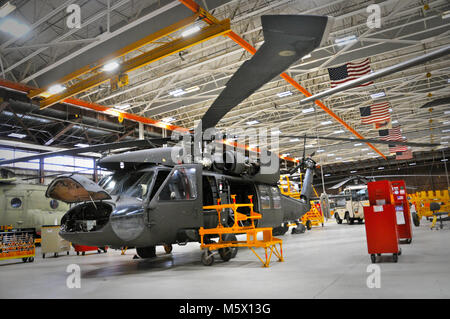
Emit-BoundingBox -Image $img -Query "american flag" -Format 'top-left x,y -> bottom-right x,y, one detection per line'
389,144 -> 408,153
327,58 -> 374,88
359,102 -> 391,124
379,126 -> 403,141
395,149 -> 413,160
379,126 -> 408,153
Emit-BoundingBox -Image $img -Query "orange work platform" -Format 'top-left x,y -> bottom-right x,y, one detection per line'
199,195 -> 283,267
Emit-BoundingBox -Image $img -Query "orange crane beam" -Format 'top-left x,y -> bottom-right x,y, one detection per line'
178,0 -> 387,160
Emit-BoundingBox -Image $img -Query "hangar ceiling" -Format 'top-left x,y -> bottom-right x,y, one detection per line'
0,0 -> 449,166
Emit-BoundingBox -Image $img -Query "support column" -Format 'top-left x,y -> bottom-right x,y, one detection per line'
139,122 -> 144,140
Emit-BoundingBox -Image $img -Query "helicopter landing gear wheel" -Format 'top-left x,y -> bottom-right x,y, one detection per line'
201,250 -> 215,266
136,246 -> 156,259
163,244 -> 173,254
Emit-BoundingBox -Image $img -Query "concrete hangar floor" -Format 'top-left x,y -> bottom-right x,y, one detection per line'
0,220 -> 449,299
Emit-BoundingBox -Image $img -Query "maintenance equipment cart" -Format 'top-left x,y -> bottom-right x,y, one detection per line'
0,228 -> 35,263
41,225 -> 71,258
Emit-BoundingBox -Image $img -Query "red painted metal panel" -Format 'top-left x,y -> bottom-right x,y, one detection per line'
364,204 -> 399,255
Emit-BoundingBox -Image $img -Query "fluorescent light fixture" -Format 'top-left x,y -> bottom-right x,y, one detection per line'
181,26 -> 201,37
302,107 -> 315,114
409,162 -> 416,166
388,108 -> 393,112
370,92 -> 386,99
277,91 -> 293,98
246,120 -> 259,125
335,35 -> 357,46
271,130 -> 281,135
350,170 -> 357,173
47,84 -> 66,95
392,120 -> 398,124
305,144 -> 314,148
184,86 -> 200,93
321,120 -> 332,125
333,130 -> 344,134
445,111 -> 450,115
324,173 -> 331,177
442,158 -> 449,162
0,2 -> 16,18
290,138 -> 300,142
8,133 -> 26,139
335,157 -> 342,160
102,61 -> 120,72
378,167 -> 384,170
317,149 -> 325,153
354,143 -> 363,146
75,143 -> 90,148
0,17 -> 30,37
368,152 -> 375,155
361,148 -> 369,151
442,129 -> 450,133
282,153 -> 290,157
115,104 -> 130,110
441,141 -> 449,144
447,78 -> 450,83
442,10 -> 450,19
161,117 -> 176,123
169,89 -> 186,97
443,121 -> 450,125
327,153 -> 335,157
442,136 -> 450,139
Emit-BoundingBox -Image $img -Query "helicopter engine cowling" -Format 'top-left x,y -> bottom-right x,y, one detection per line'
212,150 -> 246,175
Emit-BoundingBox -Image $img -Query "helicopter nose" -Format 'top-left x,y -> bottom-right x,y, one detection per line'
110,205 -> 146,242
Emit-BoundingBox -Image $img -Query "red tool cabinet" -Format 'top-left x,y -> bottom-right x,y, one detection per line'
367,180 -> 394,206
73,244 -> 108,256
391,180 -> 413,243
364,204 -> 401,263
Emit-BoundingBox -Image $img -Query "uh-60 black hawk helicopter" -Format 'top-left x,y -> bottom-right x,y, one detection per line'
0,14 -> 444,264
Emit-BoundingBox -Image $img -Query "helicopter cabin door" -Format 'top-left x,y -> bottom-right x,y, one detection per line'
146,164 -> 203,244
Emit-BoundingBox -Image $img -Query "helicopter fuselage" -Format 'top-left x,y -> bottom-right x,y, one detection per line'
56,162 -> 314,249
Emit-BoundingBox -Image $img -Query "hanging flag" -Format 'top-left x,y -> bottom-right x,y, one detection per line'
395,149 -> 413,160
360,102 -> 391,124
373,119 -> 392,130
327,58 -> 374,88
389,144 -> 408,153
379,126 -> 403,141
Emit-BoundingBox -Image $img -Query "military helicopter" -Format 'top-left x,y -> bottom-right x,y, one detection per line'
0,168 -> 69,237
0,14 -> 446,264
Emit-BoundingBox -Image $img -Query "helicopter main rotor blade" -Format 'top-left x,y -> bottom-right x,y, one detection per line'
0,138 -> 170,166
299,45 -> 450,104
200,14 -> 333,131
279,135 -> 439,147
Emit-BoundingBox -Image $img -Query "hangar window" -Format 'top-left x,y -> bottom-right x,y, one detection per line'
10,197 -> 22,209
158,168 -> 197,201
50,199 -> 59,209
258,185 -> 271,210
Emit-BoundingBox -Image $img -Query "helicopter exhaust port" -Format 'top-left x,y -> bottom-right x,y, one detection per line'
60,202 -> 113,233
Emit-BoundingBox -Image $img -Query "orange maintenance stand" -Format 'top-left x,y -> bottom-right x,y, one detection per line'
199,195 -> 284,267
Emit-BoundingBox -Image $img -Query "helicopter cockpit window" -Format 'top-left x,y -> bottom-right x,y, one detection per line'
123,172 -> 154,200
158,168 -> 197,201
